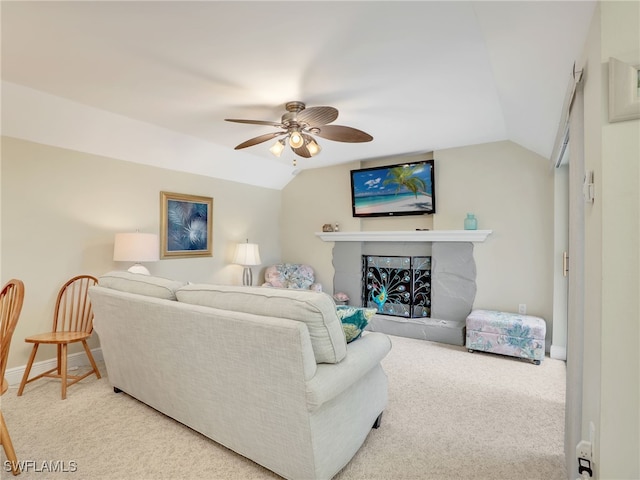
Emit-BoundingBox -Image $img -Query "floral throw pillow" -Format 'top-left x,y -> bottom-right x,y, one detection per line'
336,306 -> 377,343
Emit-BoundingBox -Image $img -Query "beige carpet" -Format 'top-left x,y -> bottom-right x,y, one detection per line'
1,335 -> 567,480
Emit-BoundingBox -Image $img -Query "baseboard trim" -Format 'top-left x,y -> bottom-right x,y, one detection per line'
550,345 -> 566,361
4,347 -> 103,387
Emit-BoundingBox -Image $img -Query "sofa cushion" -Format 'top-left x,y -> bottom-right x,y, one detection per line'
336,306 -> 377,343
98,271 -> 186,301
176,284 -> 347,364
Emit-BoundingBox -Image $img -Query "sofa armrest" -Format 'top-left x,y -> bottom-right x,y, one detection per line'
305,332 -> 391,411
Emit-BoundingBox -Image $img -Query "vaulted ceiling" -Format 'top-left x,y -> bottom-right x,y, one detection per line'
1,1 -> 596,189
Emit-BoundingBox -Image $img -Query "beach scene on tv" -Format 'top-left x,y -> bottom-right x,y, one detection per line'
352,163 -> 434,216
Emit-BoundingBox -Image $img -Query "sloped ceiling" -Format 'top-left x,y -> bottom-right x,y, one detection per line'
1,1 -> 595,189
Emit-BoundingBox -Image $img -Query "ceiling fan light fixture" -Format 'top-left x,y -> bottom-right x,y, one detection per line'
226,101 -> 373,158
289,130 -> 304,149
307,138 -> 321,156
269,138 -> 286,157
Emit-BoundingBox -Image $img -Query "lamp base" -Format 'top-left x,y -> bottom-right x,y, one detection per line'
242,267 -> 253,286
127,264 -> 151,275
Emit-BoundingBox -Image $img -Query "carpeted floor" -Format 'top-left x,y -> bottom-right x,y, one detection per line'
1,334 -> 567,479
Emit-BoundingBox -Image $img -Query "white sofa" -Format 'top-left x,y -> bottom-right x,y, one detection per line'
89,271 -> 391,480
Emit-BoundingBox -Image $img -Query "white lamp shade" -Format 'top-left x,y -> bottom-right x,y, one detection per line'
113,233 -> 159,262
269,139 -> 285,157
307,138 -> 321,156
289,131 -> 304,148
233,243 -> 261,266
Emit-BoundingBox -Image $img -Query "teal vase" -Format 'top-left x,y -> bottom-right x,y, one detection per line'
464,213 -> 477,230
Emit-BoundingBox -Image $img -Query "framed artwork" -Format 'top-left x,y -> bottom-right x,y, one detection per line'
160,191 -> 213,258
609,57 -> 640,123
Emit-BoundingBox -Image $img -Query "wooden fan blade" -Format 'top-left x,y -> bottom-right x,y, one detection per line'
292,143 -> 312,158
312,125 -> 373,143
297,106 -> 339,127
234,132 -> 285,150
225,118 -> 283,127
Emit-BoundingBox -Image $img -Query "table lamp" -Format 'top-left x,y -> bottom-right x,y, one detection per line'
233,240 -> 261,286
113,232 -> 159,275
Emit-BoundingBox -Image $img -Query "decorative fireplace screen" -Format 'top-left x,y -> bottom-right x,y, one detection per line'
362,255 -> 431,318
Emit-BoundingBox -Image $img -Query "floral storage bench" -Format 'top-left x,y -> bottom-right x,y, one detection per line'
465,310 -> 546,365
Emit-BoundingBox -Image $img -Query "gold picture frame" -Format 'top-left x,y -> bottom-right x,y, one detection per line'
608,57 -> 640,123
160,191 -> 213,259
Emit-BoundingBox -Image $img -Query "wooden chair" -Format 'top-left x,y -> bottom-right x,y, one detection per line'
1,279 -> 25,476
18,275 -> 100,400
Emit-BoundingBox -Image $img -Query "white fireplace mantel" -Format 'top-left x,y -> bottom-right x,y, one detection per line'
315,230 -> 492,243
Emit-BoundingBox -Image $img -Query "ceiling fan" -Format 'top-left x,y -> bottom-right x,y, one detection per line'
225,101 -> 373,158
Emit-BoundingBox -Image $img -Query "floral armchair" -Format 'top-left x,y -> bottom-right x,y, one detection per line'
262,264 -> 322,292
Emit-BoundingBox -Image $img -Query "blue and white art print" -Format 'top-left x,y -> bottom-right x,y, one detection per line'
160,191 -> 213,258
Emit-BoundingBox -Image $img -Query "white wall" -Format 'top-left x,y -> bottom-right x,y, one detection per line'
282,140 -> 555,341
434,141 -> 554,328
571,1 -> 640,478
577,6 -> 603,479
1,136 -> 282,370
598,1 -> 639,476
280,161 -> 361,292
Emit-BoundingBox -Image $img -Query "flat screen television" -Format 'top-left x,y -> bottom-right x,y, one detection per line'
350,160 -> 435,217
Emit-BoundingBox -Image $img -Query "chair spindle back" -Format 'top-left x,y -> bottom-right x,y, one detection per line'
53,275 -> 98,334
0,279 -> 25,382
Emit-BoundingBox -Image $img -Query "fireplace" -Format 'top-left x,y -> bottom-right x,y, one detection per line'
316,230 -> 492,345
362,255 -> 432,318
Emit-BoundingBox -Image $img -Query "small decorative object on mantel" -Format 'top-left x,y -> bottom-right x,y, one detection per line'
322,224 -> 334,232
334,223 -> 340,232
333,292 -> 350,305
464,213 -> 478,230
